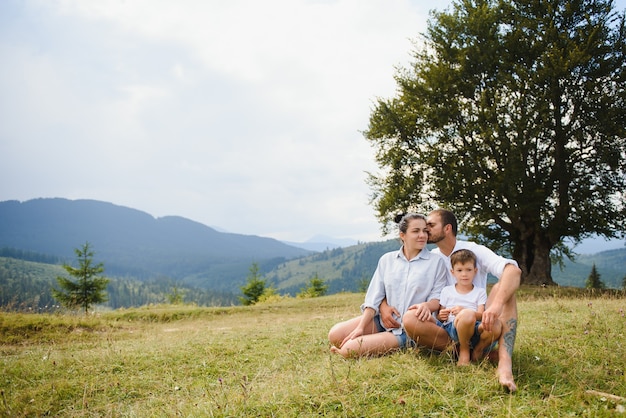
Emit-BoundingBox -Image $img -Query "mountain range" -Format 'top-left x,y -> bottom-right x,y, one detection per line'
0,198 -> 313,291
1,198 -> 624,310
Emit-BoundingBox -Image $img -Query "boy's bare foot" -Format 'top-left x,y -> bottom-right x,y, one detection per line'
456,346 -> 471,366
457,355 -> 471,366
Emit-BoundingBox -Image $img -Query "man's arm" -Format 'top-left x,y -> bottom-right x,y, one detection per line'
379,298 -> 401,329
483,264 -> 520,330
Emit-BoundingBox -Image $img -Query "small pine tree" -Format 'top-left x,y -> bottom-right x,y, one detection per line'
585,264 -> 606,289
239,262 -> 266,305
52,242 -> 109,313
166,286 -> 185,304
257,286 -> 281,304
622,275 -> 626,290
298,273 -> 328,298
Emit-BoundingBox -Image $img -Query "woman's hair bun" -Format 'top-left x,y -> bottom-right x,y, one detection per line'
393,213 -> 406,224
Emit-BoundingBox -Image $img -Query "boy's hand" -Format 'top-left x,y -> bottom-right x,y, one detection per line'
438,307 -> 451,321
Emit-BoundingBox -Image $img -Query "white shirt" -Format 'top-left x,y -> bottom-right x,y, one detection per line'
439,284 -> 488,325
361,245 -> 448,335
431,240 -> 519,287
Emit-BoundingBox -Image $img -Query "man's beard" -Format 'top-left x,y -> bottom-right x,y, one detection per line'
427,233 -> 444,244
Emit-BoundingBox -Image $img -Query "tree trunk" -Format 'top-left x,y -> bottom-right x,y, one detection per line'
513,233 -> 557,286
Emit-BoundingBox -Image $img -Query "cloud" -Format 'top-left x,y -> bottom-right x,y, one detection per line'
0,0 -> 441,242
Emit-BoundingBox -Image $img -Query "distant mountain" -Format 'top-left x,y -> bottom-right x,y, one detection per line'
0,198 -> 312,291
566,236 -> 625,255
283,235 -> 359,252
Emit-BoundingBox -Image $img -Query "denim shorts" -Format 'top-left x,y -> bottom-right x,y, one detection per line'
438,320 -> 482,348
373,314 -> 416,349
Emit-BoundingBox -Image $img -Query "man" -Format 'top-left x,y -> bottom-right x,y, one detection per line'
380,209 -> 520,392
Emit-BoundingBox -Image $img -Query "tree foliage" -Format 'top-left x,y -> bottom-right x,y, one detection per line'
585,263 -> 606,289
297,273 -> 329,298
239,263 -> 267,306
365,0 -> 626,284
166,286 -> 185,305
51,242 -> 109,313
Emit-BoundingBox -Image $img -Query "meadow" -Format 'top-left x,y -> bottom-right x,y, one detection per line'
1,287 -> 625,417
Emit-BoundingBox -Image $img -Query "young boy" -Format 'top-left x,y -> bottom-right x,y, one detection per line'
435,249 -> 502,366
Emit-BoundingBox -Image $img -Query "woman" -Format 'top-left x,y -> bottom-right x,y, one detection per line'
328,213 -> 448,358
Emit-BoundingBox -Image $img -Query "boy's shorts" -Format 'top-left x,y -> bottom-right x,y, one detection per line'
373,314 -> 416,349
437,320 -> 482,348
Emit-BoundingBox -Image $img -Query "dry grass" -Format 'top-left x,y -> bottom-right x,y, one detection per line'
1,288 -> 625,417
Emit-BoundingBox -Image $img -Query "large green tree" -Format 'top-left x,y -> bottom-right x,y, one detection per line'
52,242 -> 109,313
365,0 -> 626,284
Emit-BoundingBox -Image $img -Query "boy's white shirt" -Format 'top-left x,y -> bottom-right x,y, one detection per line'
439,284 -> 487,325
431,240 -> 519,287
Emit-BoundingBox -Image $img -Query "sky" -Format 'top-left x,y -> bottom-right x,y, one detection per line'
1,0 -> 625,251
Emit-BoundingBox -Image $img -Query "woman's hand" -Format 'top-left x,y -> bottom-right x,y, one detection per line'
340,326 -> 365,348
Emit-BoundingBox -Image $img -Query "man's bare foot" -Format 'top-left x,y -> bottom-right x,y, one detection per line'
497,365 -> 517,392
330,346 -> 341,355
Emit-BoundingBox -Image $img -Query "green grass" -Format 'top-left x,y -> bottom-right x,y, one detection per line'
1,287 -> 625,417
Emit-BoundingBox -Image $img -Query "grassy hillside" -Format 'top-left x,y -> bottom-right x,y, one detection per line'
3,241 -> 625,311
1,288 -> 625,416
268,241 -> 626,294
267,240 -> 399,294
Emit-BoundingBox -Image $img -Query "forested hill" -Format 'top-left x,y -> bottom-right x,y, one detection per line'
1,198 -> 624,311
1,238 -> 624,311
551,248 -> 626,288
0,198 -> 312,290
265,242 -> 626,293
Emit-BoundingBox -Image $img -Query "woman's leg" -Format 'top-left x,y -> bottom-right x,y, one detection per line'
332,330 -> 400,358
402,311 -> 450,351
328,316 -> 378,348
